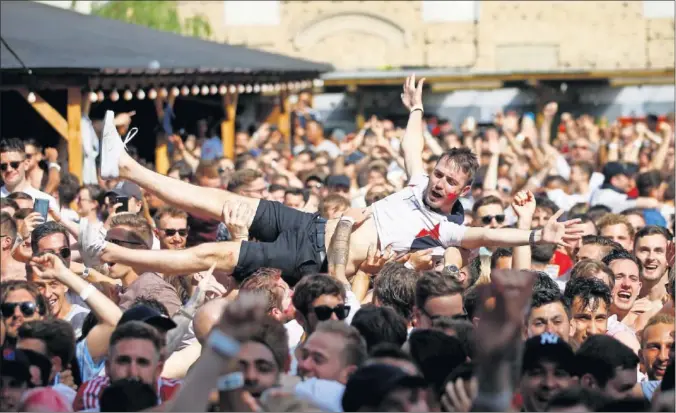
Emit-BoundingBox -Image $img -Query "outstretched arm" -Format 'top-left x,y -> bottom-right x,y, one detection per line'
400,74 -> 426,178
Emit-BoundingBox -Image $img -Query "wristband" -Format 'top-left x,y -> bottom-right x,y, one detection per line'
79,284 -> 96,301
207,329 -> 241,359
217,372 -> 244,391
410,106 -> 424,115
48,162 -> 61,171
529,229 -> 538,249
81,267 -> 91,280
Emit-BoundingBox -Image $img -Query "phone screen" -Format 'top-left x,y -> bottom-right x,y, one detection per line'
115,196 -> 129,213
33,199 -> 50,220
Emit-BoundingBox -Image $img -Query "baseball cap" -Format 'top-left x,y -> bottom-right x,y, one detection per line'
106,181 -> 143,201
602,162 -> 628,182
1,348 -> 32,385
342,364 -> 427,412
326,174 -> 350,189
522,333 -> 576,375
119,305 -> 177,331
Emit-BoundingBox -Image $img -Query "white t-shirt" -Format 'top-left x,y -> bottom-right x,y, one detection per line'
1,184 -> 58,211
372,174 -> 467,256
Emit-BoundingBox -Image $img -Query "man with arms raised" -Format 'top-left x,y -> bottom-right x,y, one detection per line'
84,76 -> 583,285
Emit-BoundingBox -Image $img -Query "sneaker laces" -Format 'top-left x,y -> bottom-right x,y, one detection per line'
122,127 -> 138,149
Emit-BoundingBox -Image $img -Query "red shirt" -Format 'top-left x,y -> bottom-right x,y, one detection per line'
551,250 -> 573,276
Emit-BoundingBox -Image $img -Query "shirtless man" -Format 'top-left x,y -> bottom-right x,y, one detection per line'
81,75 -> 583,286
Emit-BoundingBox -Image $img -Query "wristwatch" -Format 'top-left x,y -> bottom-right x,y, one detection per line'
442,265 -> 460,278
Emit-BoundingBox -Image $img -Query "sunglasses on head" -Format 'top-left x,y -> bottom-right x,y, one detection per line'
313,304 -> 351,321
0,161 -> 21,172
1,301 -> 37,318
481,214 -> 506,225
160,228 -> 188,237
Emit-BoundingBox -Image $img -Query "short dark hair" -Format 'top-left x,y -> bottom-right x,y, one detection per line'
1,197 -> 20,212
472,195 -> 503,216
0,137 -> 25,154
490,248 -> 512,269
373,262 -> 417,321
575,335 -> 639,386
438,147 -> 480,185
528,288 -> 571,320
570,213 -> 597,231
563,277 -> 612,312
284,187 -> 305,198
6,192 -> 33,202
292,274 -> 345,316
588,205 -> 612,223
248,316 -> 289,371
109,321 -> 164,356
131,297 -> 169,316
580,234 -> 623,255
58,174 -> 81,207
571,161 -> 594,178
415,271 -> 464,309
635,170 -> 662,197
268,183 -> 286,193
30,222 -> 70,256
543,175 -> 568,188
570,259 -> 616,290
531,243 -> 556,265
462,284 -> 480,320
109,214 -> 154,250
431,318 -> 475,359
351,305 -> 408,351
314,320 -> 367,368
535,196 -> 559,215
100,378 -> 157,412
368,342 -> 414,362
601,249 -> 643,276
533,271 -> 560,292
546,386 -> 608,412
1,212 -> 17,241
18,319 -> 76,368
634,225 -> 672,247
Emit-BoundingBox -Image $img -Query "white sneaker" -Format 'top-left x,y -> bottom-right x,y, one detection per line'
79,218 -> 107,268
100,110 -> 138,179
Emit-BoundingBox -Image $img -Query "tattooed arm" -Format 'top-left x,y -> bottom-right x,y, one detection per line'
328,217 -> 354,285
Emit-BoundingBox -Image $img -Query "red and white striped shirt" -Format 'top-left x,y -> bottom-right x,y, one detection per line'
73,376 -> 181,412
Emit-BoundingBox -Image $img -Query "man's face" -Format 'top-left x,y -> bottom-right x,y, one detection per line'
520,360 -> 573,412
284,193 -> 305,210
570,165 -> 590,185
527,302 -> 571,343
237,341 -> 279,397
416,293 -> 464,329
267,189 -> 286,203
532,207 -> 553,229
578,221 -> 598,237
239,178 -> 268,200
304,294 -> 345,334
600,367 -> 638,400
475,203 -> 506,229
32,277 -> 67,318
570,139 -> 593,162
600,224 -> 633,251
640,322 -> 675,380
367,170 -> 386,187
76,188 -> 98,217
106,338 -> 161,386
0,375 -> 28,412
23,145 -> 40,171
625,214 -> 646,234
297,331 -> 352,384
36,232 -> 71,268
609,259 -> 642,313
570,297 -> 608,346
425,158 -> 471,214
0,151 -> 27,188
2,289 -> 42,338
634,234 -> 668,283
156,215 -> 188,250
197,175 -> 222,189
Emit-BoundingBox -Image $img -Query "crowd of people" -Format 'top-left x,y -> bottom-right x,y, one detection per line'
0,73 -> 674,412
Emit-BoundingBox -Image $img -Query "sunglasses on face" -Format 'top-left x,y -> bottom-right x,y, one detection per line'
160,228 -> 188,237
481,214 -> 506,225
313,304 -> 351,321
1,301 -> 37,318
38,248 -> 71,260
0,161 -> 21,172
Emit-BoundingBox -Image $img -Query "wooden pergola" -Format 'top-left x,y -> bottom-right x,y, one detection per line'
0,1 -> 332,181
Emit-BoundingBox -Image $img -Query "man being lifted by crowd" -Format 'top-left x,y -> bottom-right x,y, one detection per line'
80,75 -> 584,286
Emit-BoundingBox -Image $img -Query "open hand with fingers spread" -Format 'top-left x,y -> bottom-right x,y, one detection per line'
540,210 -> 584,248
359,244 -> 394,275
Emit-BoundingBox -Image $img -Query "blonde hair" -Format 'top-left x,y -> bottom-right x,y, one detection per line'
641,313 -> 675,346
596,214 -> 635,240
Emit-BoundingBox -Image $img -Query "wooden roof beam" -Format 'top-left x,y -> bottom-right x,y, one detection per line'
16,88 -> 68,140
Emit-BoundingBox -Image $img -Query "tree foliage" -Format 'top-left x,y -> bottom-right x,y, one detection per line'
90,1 -> 211,39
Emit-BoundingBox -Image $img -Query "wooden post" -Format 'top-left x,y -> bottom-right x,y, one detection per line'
278,91 -> 291,144
66,88 -> 83,183
17,88 -> 68,140
221,92 -> 238,160
154,97 -> 170,175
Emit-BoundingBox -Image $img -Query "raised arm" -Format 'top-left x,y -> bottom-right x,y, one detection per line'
400,74 -> 427,178
510,191 -> 536,270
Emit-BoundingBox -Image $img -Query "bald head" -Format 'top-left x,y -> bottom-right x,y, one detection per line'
194,297 -> 229,344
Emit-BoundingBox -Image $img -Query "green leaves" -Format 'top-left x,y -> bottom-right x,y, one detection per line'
90,0 -> 211,39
